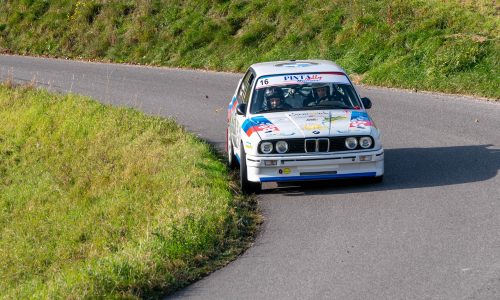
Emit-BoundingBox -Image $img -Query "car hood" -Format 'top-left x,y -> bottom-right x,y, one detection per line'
245,110 -> 374,139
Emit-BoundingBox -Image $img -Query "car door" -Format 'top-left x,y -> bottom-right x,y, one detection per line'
232,69 -> 255,150
229,78 -> 242,145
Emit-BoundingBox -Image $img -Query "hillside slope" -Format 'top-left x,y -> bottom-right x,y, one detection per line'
0,0 -> 498,98
0,84 -> 256,298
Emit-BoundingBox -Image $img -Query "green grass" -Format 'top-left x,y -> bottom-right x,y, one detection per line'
0,84 -> 257,299
0,0 -> 498,98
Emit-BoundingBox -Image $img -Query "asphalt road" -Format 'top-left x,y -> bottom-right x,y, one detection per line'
1,55 -> 499,300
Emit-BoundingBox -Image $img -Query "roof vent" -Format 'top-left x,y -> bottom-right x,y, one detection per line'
275,62 -> 318,68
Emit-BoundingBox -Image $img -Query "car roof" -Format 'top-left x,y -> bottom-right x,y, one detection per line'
249,60 -> 347,78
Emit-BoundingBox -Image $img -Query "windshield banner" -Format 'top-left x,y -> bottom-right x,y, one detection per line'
256,73 -> 350,89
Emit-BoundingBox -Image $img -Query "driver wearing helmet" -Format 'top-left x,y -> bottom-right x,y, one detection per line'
303,83 -> 332,106
263,87 -> 291,111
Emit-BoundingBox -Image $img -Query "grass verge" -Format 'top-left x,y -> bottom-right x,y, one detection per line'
0,84 -> 258,299
0,0 -> 498,98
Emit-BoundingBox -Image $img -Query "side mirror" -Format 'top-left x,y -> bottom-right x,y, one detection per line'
236,103 -> 247,116
361,97 -> 372,109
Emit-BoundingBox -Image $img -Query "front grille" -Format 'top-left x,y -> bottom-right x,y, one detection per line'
287,140 -> 305,153
258,136 -> 374,154
329,137 -> 347,151
318,139 -> 329,152
305,138 -> 329,153
305,140 -> 316,152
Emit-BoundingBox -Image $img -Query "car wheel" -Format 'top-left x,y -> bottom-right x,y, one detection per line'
367,175 -> 384,184
227,133 -> 238,169
240,142 -> 261,194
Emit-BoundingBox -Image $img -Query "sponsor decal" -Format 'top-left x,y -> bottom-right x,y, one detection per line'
289,111 -> 330,119
256,73 -> 350,89
289,112 -> 313,117
278,168 -> 292,175
227,96 -> 238,120
323,115 -> 347,124
283,74 -> 323,83
265,131 -> 296,137
242,116 -> 280,137
244,141 -> 253,149
303,124 -> 327,131
349,111 -> 373,128
228,96 -> 237,110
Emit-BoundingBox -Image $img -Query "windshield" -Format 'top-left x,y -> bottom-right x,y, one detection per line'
250,73 -> 362,114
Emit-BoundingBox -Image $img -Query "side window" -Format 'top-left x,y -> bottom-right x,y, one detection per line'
237,80 -> 246,102
244,73 -> 255,103
237,70 -> 254,104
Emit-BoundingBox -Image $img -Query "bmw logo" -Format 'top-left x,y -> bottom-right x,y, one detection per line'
313,130 -> 320,134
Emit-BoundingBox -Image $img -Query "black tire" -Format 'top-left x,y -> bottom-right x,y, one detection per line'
367,175 -> 384,184
240,143 -> 261,194
227,133 -> 238,170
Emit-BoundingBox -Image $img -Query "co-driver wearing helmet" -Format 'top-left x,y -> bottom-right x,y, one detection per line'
263,87 -> 291,111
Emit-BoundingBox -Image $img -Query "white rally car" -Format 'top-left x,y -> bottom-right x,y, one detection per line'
227,60 -> 384,193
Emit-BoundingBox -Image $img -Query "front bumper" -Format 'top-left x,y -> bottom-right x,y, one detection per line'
245,148 -> 384,183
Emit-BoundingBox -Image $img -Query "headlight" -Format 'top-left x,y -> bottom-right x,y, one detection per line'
275,141 -> 288,154
345,137 -> 358,150
359,137 -> 372,148
260,142 -> 273,154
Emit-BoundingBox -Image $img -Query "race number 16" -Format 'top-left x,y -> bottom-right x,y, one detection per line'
260,79 -> 269,85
